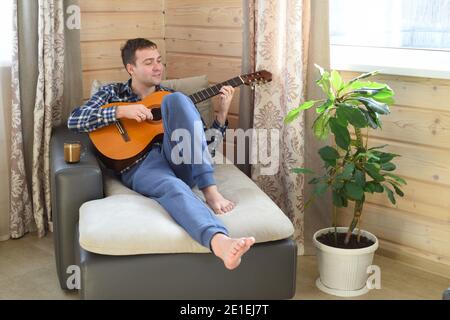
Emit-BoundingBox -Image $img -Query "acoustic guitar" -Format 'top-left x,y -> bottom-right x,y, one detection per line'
89,70 -> 272,172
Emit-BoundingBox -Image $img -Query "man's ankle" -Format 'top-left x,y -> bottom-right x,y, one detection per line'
210,232 -> 227,255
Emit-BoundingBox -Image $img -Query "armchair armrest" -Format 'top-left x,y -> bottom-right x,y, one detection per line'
50,125 -> 104,290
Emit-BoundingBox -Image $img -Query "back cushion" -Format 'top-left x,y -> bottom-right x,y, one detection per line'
90,75 -> 214,127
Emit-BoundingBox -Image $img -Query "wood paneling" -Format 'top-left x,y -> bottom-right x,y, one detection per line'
80,0 -> 164,12
337,71 -> 450,278
80,12 -> 164,42
165,0 -> 242,122
165,0 -> 242,27
79,0 -> 165,100
363,105 -> 450,150
81,40 -> 166,71
166,53 -> 241,85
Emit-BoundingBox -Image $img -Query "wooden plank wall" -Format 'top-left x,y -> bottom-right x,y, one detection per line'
79,0 -> 166,100
164,0 -> 243,129
337,72 -> 450,279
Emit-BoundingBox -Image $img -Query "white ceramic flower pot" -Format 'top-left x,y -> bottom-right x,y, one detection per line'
313,227 -> 379,297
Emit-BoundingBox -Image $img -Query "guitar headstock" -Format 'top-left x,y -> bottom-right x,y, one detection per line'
241,70 -> 272,87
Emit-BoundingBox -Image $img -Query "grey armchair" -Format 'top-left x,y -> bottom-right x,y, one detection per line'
50,125 -> 298,300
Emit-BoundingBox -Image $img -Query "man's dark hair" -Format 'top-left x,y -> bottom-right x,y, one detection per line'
121,38 -> 158,68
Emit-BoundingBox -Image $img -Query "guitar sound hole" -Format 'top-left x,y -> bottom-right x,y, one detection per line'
152,108 -> 162,121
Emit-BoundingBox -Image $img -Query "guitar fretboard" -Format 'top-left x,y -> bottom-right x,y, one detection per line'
188,76 -> 244,105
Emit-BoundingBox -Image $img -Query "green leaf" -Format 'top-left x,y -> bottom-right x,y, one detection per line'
341,163 -> 355,180
360,108 -> 378,129
335,107 -> 349,127
348,71 -> 379,85
372,88 -> 395,105
284,108 -> 301,124
365,181 -> 384,193
364,163 -> 385,182
331,70 -> 344,92
318,146 -> 340,167
329,118 -> 351,150
332,180 -> 345,191
315,65 -> 334,100
393,184 -> 405,197
292,168 -> 315,174
387,181 -> 405,197
348,80 -> 386,91
332,191 -> 345,208
316,100 -> 333,114
313,112 -> 331,140
309,177 -> 321,184
336,104 -> 367,128
314,182 -> 329,197
372,151 -> 400,163
284,101 -> 317,123
354,97 -> 390,115
345,182 -> 364,200
384,173 -> 407,185
383,185 -> 396,205
369,144 -> 389,151
353,88 -> 384,95
381,162 -> 396,171
354,169 -> 366,187
367,109 -> 382,128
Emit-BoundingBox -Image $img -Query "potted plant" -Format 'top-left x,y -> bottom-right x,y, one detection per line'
285,65 -> 407,297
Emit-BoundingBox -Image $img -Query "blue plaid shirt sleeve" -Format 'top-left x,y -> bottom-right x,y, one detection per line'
67,86 -> 118,133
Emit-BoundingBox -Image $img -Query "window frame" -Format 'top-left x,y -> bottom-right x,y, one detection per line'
330,44 -> 450,80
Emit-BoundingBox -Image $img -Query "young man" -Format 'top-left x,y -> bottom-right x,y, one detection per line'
68,38 -> 255,270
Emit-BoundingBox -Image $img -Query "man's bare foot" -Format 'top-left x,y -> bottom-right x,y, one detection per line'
202,185 -> 235,215
210,233 -> 256,270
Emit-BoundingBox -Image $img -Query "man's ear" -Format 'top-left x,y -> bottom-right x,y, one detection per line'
126,63 -> 134,76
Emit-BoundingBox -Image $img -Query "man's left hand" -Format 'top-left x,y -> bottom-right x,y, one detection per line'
217,85 -> 235,125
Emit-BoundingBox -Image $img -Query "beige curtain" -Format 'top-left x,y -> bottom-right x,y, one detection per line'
303,0 -> 332,255
9,0 -> 68,239
242,0 -> 331,254
10,0 -> 35,239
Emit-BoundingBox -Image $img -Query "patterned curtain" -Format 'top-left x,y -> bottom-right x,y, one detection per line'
10,0 -> 64,238
246,0 -> 312,254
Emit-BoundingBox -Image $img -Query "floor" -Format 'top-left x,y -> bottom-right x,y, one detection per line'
0,233 -> 448,300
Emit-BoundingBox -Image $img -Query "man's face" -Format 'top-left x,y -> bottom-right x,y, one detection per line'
127,47 -> 164,87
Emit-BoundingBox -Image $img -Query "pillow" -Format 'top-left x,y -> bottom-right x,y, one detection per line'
90,75 -> 214,127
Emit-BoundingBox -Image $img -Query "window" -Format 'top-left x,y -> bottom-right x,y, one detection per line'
0,0 -> 12,67
330,0 -> 450,79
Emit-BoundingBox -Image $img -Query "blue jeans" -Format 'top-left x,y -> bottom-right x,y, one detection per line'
121,92 -> 229,248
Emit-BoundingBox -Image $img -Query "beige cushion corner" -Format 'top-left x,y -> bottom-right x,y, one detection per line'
79,161 -> 295,256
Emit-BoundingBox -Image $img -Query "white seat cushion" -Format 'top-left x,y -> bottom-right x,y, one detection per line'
79,154 -> 294,255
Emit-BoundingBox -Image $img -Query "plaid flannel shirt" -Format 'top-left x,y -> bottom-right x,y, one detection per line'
67,79 -> 228,173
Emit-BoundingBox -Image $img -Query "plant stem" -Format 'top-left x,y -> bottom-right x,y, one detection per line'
345,126 -> 365,245
333,206 -> 338,245
345,200 -> 364,245
357,216 -> 362,242
354,127 -> 363,149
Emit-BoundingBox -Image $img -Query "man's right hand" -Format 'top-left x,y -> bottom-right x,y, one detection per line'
116,104 -> 153,123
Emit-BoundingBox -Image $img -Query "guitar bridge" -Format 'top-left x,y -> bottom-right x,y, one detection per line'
115,121 -> 130,142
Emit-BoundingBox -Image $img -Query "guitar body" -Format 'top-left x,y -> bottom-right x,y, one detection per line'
87,70 -> 272,172
89,90 -> 171,170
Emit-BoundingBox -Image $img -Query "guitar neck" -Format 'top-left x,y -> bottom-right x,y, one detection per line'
188,76 -> 244,104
